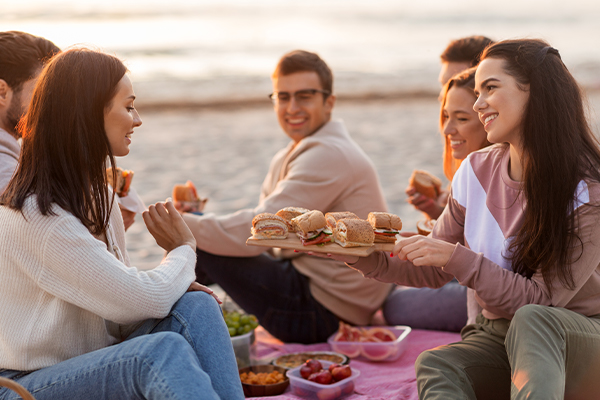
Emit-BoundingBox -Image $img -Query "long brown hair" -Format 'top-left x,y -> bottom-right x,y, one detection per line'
482,39 -> 600,292
0,48 -> 127,236
439,67 -> 490,181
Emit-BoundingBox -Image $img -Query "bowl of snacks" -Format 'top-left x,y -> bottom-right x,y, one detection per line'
327,322 -> 411,362
286,359 -> 359,400
239,365 -> 289,397
272,351 -> 349,370
224,310 -> 260,368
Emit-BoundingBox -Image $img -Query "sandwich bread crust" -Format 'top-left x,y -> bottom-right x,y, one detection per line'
334,218 -> 374,247
251,213 -> 288,239
291,210 -> 326,236
409,170 -> 442,199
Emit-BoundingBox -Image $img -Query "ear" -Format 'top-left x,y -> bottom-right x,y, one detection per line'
324,93 -> 336,115
0,79 -> 12,107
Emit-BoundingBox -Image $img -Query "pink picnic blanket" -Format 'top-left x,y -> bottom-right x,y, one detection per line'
250,328 -> 461,400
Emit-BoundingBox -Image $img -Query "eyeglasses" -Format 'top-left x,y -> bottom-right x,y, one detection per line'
268,89 -> 331,105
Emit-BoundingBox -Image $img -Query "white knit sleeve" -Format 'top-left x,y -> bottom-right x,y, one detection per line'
37,214 -> 196,324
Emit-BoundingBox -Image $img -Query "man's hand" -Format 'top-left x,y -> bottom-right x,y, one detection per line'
391,235 -> 456,267
118,203 -> 136,231
143,201 -> 196,252
406,186 -> 446,220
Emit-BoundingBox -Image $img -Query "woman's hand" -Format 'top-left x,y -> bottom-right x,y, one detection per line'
187,282 -> 222,304
391,235 -> 456,267
294,249 -> 359,265
406,186 -> 446,220
142,200 -> 197,252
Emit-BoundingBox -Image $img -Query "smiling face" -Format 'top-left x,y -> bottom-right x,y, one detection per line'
473,58 -> 530,147
104,75 -> 142,157
442,86 -> 488,160
272,71 -> 335,143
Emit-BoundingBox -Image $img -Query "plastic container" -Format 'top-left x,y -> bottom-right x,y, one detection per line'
286,360 -> 360,400
230,330 -> 255,369
327,325 -> 411,362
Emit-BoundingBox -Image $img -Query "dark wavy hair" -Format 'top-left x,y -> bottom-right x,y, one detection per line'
482,39 -> 600,293
272,50 -> 333,97
0,48 -> 127,236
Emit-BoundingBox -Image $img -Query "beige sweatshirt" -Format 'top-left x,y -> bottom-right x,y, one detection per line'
182,119 -> 393,325
0,127 -> 20,194
0,196 -> 196,371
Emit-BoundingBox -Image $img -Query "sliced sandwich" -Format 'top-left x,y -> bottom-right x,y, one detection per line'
324,211 -> 359,231
368,212 -> 403,243
334,218 -> 375,248
106,167 -> 134,197
417,219 -> 436,236
276,206 -> 310,231
251,213 -> 288,240
291,210 -> 334,246
409,170 -> 442,199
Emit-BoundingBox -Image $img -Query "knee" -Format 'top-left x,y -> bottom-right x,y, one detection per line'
415,348 -> 445,375
172,291 -> 224,323
138,332 -> 191,360
509,304 -> 554,334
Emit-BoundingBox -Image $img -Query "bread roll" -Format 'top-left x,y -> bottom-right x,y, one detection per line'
368,212 -> 402,243
251,213 -> 288,239
172,181 -> 199,202
409,170 -> 442,199
325,211 -> 359,230
291,210 -> 326,238
276,207 -> 310,230
334,218 -> 374,247
106,167 -> 133,197
416,219 -> 436,236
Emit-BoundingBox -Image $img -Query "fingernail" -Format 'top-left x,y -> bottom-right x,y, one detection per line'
390,253 -> 394,257
166,197 -> 172,202
293,250 -> 298,253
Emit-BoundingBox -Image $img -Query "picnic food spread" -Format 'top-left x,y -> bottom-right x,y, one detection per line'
298,359 -> 352,385
272,352 -> 348,369
246,207 -> 403,256
223,310 -> 259,337
239,370 -> 286,385
409,169 -> 442,199
106,167 -> 133,197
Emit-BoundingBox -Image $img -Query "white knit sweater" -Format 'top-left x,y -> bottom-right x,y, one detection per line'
0,196 -> 196,371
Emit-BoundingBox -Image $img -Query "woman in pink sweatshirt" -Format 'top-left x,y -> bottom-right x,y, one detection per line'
315,39 -> 600,399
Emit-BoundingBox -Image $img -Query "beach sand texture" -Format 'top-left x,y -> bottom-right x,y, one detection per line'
121,94 -> 600,270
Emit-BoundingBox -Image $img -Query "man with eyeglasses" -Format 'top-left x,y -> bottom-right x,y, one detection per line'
180,50 -> 392,344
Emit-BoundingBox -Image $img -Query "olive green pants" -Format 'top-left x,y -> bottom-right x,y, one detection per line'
415,305 -> 600,399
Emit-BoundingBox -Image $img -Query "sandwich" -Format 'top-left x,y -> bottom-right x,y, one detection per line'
106,167 -> 134,197
251,213 -> 288,239
324,211 -> 359,231
368,212 -> 403,243
334,218 -> 375,248
276,207 -> 310,231
409,170 -> 442,199
417,219 -> 436,236
173,180 -> 200,203
291,210 -> 334,246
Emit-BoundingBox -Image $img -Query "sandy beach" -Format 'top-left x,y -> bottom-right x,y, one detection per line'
120,92 -> 600,270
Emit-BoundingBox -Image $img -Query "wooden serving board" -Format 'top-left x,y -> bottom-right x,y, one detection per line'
246,235 -> 375,257
373,243 -> 396,252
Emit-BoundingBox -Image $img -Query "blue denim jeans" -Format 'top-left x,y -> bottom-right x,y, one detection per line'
196,249 -> 339,344
382,280 -> 468,332
0,292 -> 244,400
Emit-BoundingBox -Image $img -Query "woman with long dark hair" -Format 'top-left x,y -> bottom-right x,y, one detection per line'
312,38 -> 600,398
0,48 -> 244,399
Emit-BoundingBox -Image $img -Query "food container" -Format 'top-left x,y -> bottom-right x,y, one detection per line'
327,325 -> 411,362
230,330 -> 255,369
286,360 -> 360,400
239,365 -> 289,397
272,351 -> 349,370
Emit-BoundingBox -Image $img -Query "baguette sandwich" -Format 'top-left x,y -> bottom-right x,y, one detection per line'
251,213 -> 288,240
334,218 -> 375,248
409,170 -> 442,199
417,219 -> 436,236
324,211 -> 359,231
173,180 -> 200,203
106,167 -> 134,197
368,212 -> 403,243
291,210 -> 334,246
276,207 -> 310,231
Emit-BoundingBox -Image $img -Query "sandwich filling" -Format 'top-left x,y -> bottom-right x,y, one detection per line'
297,227 -> 334,246
252,220 -> 288,238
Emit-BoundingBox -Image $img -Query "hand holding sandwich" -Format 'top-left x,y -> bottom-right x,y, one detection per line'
143,200 -> 197,253
406,170 -> 448,220
391,235 -> 455,267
